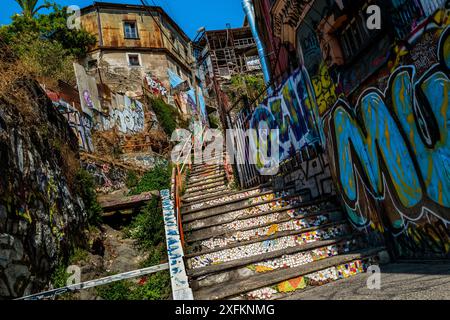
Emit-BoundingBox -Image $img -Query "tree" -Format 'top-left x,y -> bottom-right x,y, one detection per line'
2,2 -> 96,58
14,0 -> 52,18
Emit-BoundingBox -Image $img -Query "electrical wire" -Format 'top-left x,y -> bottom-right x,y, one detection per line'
139,0 -> 194,67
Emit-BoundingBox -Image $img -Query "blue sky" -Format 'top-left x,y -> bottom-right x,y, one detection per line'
1,0 -> 246,39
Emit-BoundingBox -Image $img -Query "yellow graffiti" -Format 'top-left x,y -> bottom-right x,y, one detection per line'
311,63 -> 337,115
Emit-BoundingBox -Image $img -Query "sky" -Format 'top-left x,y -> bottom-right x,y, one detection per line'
1,0 -> 246,39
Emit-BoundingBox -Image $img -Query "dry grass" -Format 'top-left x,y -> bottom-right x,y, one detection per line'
0,43 -> 40,123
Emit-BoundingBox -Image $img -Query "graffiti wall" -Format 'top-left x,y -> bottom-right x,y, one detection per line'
73,62 -> 102,116
0,82 -> 87,298
248,69 -> 322,166
320,24 -> 450,259
82,160 -> 129,194
96,94 -> 146,135
283,152 -> 335,201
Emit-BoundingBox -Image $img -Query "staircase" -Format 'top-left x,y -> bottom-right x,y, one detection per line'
180,155 -> 385,300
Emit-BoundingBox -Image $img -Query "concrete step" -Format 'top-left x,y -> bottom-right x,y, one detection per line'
193,247 -> 383,300
183,196 -> 339,235
189,236 -> 367,290
186,215 -> 348,256
183,187 -> 231,203
185,221 -> 352,265
185,180 -> 228,193
188,173 -> 227,186
182,188 -> 301,222
190,164 -> 222,173
185,206 -> 343,243
186,179 -> 227,193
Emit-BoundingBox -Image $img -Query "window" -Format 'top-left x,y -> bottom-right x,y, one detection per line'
127,53 -> 141,67
339,9 -> 380,62
124,21 -> 138,39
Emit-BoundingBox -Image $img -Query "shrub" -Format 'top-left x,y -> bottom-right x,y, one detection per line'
125,198 -> 165,252
96,280 -> 131,301
126,170 -> 139,189
74,169 -> 103,225
150,97 -> 187,135
95,271 -> 171,300
130,163 -> 171,195
51,261 -> 70,289
128,271 -> 171,300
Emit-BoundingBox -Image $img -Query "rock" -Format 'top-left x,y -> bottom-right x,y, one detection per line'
0,80 -> 88,298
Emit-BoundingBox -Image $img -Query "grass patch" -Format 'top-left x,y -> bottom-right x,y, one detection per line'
124,198 -> 165,252
129,163 -> 172,195
149,97 -> 189,135
74,169 -> 103,225
95,271 -> 171,300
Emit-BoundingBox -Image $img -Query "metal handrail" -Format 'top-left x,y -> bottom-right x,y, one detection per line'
173,124 -> 206,248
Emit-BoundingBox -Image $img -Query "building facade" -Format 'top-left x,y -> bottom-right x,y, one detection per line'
80,1 -> 194,100
193,26 -> 263,128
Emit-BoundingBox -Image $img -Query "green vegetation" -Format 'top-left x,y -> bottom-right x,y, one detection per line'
129,163 -> 172,196
13,0 -> 52,19
125,170 -> 140,189
95,271 -> 171,300
0,2 -> 97,86
149,97 -> 188,135
118,163 -> 172,300
125,198 -> 165,253
51,261 -> 71,289
50,247 -> 89,289
208,114 -> 220,129
74,169 -> 103,226
227,74 -> 265,110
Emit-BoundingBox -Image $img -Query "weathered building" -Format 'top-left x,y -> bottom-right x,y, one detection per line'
193,26 -> 263,127
80,1 -> 194,99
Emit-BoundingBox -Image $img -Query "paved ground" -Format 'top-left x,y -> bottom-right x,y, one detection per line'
283,262 -> 450,300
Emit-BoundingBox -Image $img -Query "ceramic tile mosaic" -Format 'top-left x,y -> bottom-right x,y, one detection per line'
185,188 -> 229,202
244,259 -> 368,300
189,189 -> 265,211
249,244 -> 341,273
189,224 -> 350,269
200,214 -> 333,250
187,183 -> 226,193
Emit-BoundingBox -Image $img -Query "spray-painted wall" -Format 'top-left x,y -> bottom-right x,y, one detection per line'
0,82 -> 87,298
250,3 -> 450,259
321,24 -> 450,259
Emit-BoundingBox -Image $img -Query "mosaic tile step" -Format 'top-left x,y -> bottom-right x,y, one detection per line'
188,223 -> 351,269
243,257 -> 379,300
192,248 -> 382,300
192,239 -> 361,289
184,189 -> 295,214
194,214 -> 341,251
184,197 -> 336,233
186,179 -> 226,193
188,172 -> 225,182
184,188 -> 232,203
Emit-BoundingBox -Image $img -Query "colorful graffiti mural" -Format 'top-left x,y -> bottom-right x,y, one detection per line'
323,26 -> 450,258
98,94 -> 146,134
248,69 -> 322,166
145,74 -> 168,96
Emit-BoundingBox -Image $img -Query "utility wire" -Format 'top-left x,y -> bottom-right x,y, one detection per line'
139,0 -> 194,67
